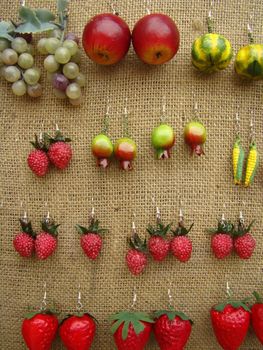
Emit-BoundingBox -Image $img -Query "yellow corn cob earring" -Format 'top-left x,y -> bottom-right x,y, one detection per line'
232,113 -> 245,185
244,114 -> 259,187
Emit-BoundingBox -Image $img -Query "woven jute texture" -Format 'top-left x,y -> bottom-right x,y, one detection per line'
1,0 -> 263,349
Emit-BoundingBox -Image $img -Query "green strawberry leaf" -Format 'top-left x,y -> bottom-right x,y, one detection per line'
76,224 -> 88,235
0,21 -> 15,41
122,320 -> 130,340
110,319 -> 123,334
132,319 -> 145,335
253,291 -> 263,303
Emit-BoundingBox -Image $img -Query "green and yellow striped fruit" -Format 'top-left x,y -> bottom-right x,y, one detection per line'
235,44 -> 263,80
191,33 -> 232,73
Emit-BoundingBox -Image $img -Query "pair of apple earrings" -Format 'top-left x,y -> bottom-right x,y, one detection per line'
82,2 -> 180,66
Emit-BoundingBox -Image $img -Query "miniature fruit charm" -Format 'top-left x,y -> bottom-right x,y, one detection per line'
27,134 -> 49,177
110,310 -> 154,350
35,214 -> 59,260
233,213 -> 255,259
208,216 -> 234,259
114,137 -> 137,170
13,213 -> 36,258
126,226 -> 147,276
191,15 -> 232,73
232,136 -> 245,185
151,124 -> 175,159
92,134 -> 113,168
147,220 -> 171,261
22,311 -> 58,350
82,13 -> 131,65
47,127 -> 72,170
76,217 -> 108,260
251,291 -> 263,345
184,120 -> 207,156
153,309 -> 193,350
244,141 -> 259,187
132,14 -> 180,65
59,313 -> 96,350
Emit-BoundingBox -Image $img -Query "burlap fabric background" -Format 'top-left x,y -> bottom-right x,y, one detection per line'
1,0 -> 263,349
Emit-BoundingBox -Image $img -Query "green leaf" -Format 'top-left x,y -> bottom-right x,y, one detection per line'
110,319 -> 123,334
75,224 -> 88,235
57,0 -> 69,13
132,319 -> 145,335
253,291 -> 263,303
35,8 -> 56,22
0,21 -> 15,41
122,320 -> 130,340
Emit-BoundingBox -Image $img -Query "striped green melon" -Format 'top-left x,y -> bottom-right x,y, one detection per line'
235,44 -> 263,80
191,33 -> 233,73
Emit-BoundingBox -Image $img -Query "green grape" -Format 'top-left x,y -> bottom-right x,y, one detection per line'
2,48 -> 18,65
11,37 -> 28,53
12,80 -> 27,96
70,49 -> 81,64
0,38 -> 10,52
66,83 -> 81,99
18,53 -> 34,69
74,72 -> 85,87
62,40 -> 78,56
53,88 -> 67,99
37,38 -> 48,55
63,62 -> 79,79
23,67 -> 41,85
27,83 -> 42,97
44,55 -> 60,73
4,66 -> 21,82
69,97 -> 82,106
48,28 -> 62,39
26,44 -> 36,56
0,65 -> 7,77
45,38 -> 61,54
54,47 -> 71,64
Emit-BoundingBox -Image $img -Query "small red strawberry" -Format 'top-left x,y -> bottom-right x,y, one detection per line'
27,134 -> 49,177
22,311 -> 58,350
211,298 -> 250,350
147,222 -> 171,261
251,291 -> 263,345
170,219 -> 194,262
47,127 -> 72,170
110,311 -> 154,350
153,309 -> 193,350
59,313 -> 97,350
208,217 -> 234,259
233,215 -> 255,259
35,215 -> 59,260
13,213 -> 36,258
126,231 -> 147,276
76,218 -> 108,260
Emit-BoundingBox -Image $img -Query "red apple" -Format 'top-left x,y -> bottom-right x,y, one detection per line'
82,13 -> 131,65
132,13 -> 180,65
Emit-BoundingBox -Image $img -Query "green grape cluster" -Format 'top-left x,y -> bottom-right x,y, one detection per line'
0,37 -> 42,97
38,29 -> 85,106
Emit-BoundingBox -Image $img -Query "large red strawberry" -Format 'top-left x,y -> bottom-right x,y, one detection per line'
47,128 -> 72,169
147,222 -> 171,261
170,220 -> 194,262
35,215 -> 59,260
27,134 -> 50,177
59,313 -> 96,350
208,218 -> 234,259
22,311 -> 58,350
251,291 -> 263,345
76,218 -> 108,260
153,309 -> 193,350
210,299 -> 250,350
13,214 -> 36,258
233,218 -> 255,259
126,231 -> 147,276
110,311 -> 154,350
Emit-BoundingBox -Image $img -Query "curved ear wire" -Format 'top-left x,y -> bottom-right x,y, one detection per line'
130,286 -> 137,309
40,282 -> 47,311
77,284 -> 84,311
145,0 -> 151,15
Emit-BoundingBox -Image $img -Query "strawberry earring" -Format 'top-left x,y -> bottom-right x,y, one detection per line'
233,211 -> 256,260
13,209 -> 36,258
59,285 -> 96,349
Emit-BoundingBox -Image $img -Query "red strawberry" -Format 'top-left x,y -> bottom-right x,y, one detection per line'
13,214 -> 36,258
170,220 -> 194,262
251,291 -> 263,345
110,311 -> 154,350
153,309 -> 193,350
35,215 -> 59,260
76,219 -> 108,260
59,313 -> 96,350
27,134 -> 49,177
126,231 -> 147,276
209,218 -> 234,259
22,311 -> 58,350
211,300 -> 250,350
233,218 -> 255,259
47,128 -> 72,169
147,222 -> 171,261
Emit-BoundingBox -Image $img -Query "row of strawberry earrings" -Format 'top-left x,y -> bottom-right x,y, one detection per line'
13,204 -> 256,268
21,282 -> 263,350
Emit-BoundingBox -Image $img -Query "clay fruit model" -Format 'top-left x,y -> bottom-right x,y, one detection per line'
208,216 -> 234,259
35,214 -> 59,260
151,124 -> 175,159
184,120 -> 207,156
126,229 -> 147,276
82,13 -> 131,65
114,137 -> 137,170
132,13 -> 180,65
22,311 -> 58,350
191,14 -> 232,73
27,133 -> 50,177
251,291 -> 263,345
47,127 -> 72,170
233,214 -> 255,259
92,134 -> 113,168
110,310 -> 154,350
170,216 -> 194,262
13,213 -> 36,258
147,221 -> 171,261
153,309 -> 192,350
59,313 -> 96,350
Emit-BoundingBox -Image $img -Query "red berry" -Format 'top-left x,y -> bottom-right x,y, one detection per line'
251,292 -> 263,345
148,236 -> 170,261
13,233 -> 34,258
170,236 -> 192,262
27,149 -> 49,177
48,141 -> 72,169
35,232 -> 57,260
234,233 -> 256,259
81,233 -> 103,260
126,249 -> 147,276
211,233 -> 233,259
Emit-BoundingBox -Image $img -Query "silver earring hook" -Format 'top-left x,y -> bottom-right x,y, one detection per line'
235,113 -> 240,137
20,201 -> 27,219
161,96 -> 166,122
90,197 -> 95,221
77,284 -> 83,311
239,210 -> 244,224
193,101 -> 198,119
40,282 -> 47,311
168,283 -> 173,308
179,195 -> 184,223
55,123 -> 59,131
226,281 -> 233,298
250,110 -> 255,143
152,196 -> 161,223
132,213 -> 136,234
221,203 -> 226,222
145,0 -> 151,14
131,287 -> 137,309
20,0 -> 26,6
107,1 -> 118,15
